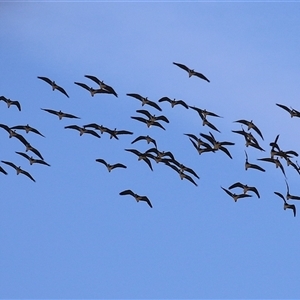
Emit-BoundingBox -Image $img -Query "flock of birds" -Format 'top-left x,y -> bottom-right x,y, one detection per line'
1,62 -> 300,216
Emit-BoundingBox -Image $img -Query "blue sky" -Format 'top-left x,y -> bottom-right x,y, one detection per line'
1,2 -> 300,299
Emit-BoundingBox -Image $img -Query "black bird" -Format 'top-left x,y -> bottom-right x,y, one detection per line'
0,96 -> 21,111
189,138 -> 215,155
131,135 -> 157,148
37,76 -> 69,98
276,103 -> 300,118
285,180 -> 300,200
96,158 -> 127,172
131,116 -> 166,130
158,97 -> 189,109
126,93 -> 162,111
64,125 -> 100,138
200,132 -> 234,159
83,123 -> 109,134
221,186 -> 252,202
232,127 -> 264,151
274,191 -> 296,217
125,149 -> 153,171
0,165 -> 7,175
1,160 -> 35,182
74,82 -> 106,97
84,75 -> 118,97
22,143 -> 44,160
189,106 -> 222,119
10,124 -> 45,137
41,108 -> 80,120
167,159 -> 199,179
257,157 -> 286,177
136,109 -> 169,123
145,148 -> 175,161
15,151 -> 50,166
228,182 -> 260,198
165,162 -> 198,186
173,62 -> 210,82
106,128 -> 133,140
0,124 -> 29,146
244,151 -> 265,172
234,119 -> 264,140
119,189 -> 153,208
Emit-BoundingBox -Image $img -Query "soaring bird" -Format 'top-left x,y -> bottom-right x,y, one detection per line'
1,160 -> 35,182
83,123 -> 109,134
173,62 -> 210,82
23,143 -> 44,160
119,189 -> 153,208
285,180 -> 300,200
0,124 -> 29,146
41,108 -> 80,120
106,128 -> 133,140
164,162 -> 198,186
74,82 -> 106,97
136,109 -> 169,123
257,157 -> 286,177
15,151 -> 50,166
0,165 -> 7,175
37,76 -> 69,98
131,135 -> 157,148
96,158 -> 127,172
84,75 -> 118,97
228,182 -> 260,198
200,132 -> 234,159
64,125 -> 100,138
244,151 -> 265,172
0,96 -> 21,111
126,93 -> 162,111
189,106 -> 222,119
234,119 -> 264,140
125,149 -> 153,171
274,191 -> 296,217
276,103 -> 300,118
10,124 -> 45,137
131,116 -> 166,130
145,148 -> 175,162
221,186 -> 252,202
167,159 -> 199,179
158,97 -> 189,109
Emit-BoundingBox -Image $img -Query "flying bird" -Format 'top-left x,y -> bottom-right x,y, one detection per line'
0,124 -> 29,146
83,123 -> 109,134
131,116 -> 166,130
0,165 -> 7,175
244,151 -> 265,172
228,182 -> 260,198
41,108 -> 80,120
106,128 -> 133,140
173,62 -> 210,82
15,151 -> 50,166
1,160 -> 35,182
285,180 -> 300,200
257,157 -> 286,177
119,189 -> 153,208
64,125 -> 100,138
276,103 -> 300,118
234,119 -> 264,140
131,135 -> 157,148
0,96 -> 21,111
221,186 -> 252,202
74,82 -> 106,97
10,124 -> 45,137
158,97 -> 189,109
37,76 -> 69,98
164,162 -> 198,186
96,158 -> 127,172
126,93 -> 162,111
274,191 -> 296,217
84,75 -> 118,97
136,109 -> 169,123
125,149 -> 153,171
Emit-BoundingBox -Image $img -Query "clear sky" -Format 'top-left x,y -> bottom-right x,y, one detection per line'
1,2 -> 300,299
